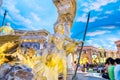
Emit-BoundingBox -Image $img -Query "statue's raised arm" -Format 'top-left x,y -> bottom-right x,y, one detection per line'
64,36 -> 83,56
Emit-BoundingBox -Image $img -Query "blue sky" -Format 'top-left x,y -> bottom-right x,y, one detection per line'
0,0 -> 120,50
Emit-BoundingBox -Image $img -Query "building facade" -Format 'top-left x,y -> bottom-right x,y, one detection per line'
16,30 -> 49,50
76,46 -> 117,64
77,46 -> 99,64
115,40 -> 120,57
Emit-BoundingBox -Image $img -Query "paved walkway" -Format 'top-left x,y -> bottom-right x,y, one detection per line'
67,70 -> 108,80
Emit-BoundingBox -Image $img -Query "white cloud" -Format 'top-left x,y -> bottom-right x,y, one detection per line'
0,0 -> 58,34
22,0 -> 43,11
30,12 -> 41,22
118,6 -> 120,11
107,37 -> 119,42
3,0 -> 19,13
86,39 -> 101,48
76,14 -> 86,22
87,30 -> 110,36
81,0 -> 117,12
76,14 -> 98,22
104,42 -> 117,50
86,37 -> 118,50
105,10 -> 113,14
89,17 -> 98,22
2,0 -> 36,30
86,40 -> 93,45
76,13 -> 109,23
102,26 -> 116,29
106,37 -> 119,50
98,16 -> 108,20
93,43 -> 100,48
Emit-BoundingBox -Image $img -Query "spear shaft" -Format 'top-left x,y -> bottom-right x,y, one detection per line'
2,10 -> 7,26
72,12 -> 90,80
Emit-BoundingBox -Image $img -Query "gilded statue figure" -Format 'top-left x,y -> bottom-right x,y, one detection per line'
35,22 -> 83,80
0,23 -> 14,35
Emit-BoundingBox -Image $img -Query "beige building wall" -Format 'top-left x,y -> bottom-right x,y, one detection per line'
77,46 -> 117,64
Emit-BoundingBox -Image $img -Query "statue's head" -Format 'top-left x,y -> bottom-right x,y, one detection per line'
6,22 -> 10,26
54,23 -> 64,34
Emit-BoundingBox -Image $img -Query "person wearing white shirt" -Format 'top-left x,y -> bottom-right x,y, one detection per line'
114,58 -> 120,80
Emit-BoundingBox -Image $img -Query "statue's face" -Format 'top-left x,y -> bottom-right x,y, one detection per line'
56,24 -> 64,34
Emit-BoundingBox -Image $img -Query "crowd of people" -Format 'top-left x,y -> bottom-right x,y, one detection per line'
71,57 -> 120,80
102,57 -> 120,80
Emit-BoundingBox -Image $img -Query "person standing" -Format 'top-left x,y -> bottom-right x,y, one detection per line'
107,57 -> 115,80
86,62 -> 89,71
114,58 -> 120,80
102,61 -> 109,79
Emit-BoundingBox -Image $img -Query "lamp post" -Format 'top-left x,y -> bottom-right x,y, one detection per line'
2,10 -> 8,26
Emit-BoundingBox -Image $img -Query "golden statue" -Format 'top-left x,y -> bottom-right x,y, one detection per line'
0,0 -> 77,79
34,22 -> 83,80
53,22 -> 83,55
0,22 -> 82,80
0,23 -> 14,35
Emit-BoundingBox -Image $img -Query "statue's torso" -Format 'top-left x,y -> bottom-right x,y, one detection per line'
53,33 -> 65,51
